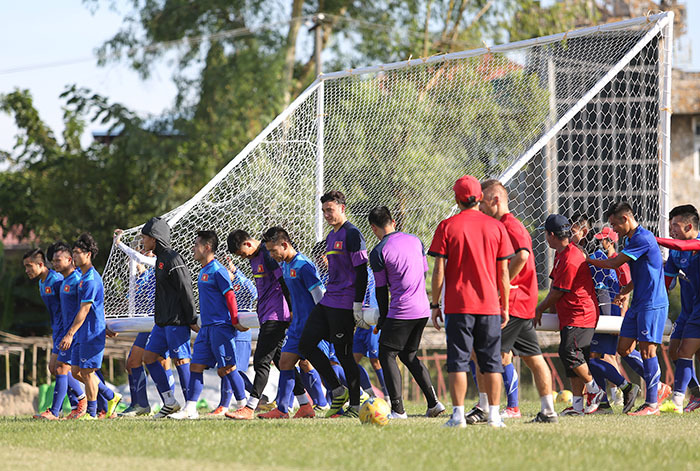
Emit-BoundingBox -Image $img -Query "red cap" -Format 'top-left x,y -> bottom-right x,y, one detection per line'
594,226 -> 618,242
453,175 -> 482,202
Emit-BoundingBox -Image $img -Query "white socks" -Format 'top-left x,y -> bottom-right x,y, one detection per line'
488,405 -> 500,424
573,396 -> 584,412
247,396 -> 259,410
540,394 -> 555,415
296,394 -> 310,406
585,380 -> 599,393
672,391 -> 685,408
184,400 -> 197,413
452,405 -> 465,422
478,392 -> 489,411
162,390 -> 176,406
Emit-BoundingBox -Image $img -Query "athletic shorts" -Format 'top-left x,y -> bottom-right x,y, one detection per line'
559,326 -> 594,377
300,303 -> 355,348
590,332 -> 618,356
681,312 -> 700,339
379,317 -> 428,352
192,324 -> 237,369
671,311 -> 690,340
71,338 -> 105,370
132,332 -> 150,350
51,331 -> 61,355
145,324 -> 192,360
352,326 -> 380,358
57,343 -> 73,365
234,338 -> 251,372
500,316 -> 542,357
281,323 -> 304,356
619,305 -> 668,344
445,313 -> 502,374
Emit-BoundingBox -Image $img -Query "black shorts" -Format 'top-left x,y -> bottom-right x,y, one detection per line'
445,313 -> 503,374
379,317 -> 428,352
559,326 -> 594,377
500,316 -> 542,357
301,303 -> 355,347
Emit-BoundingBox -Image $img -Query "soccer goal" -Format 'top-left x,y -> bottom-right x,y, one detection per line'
103,12 -> 673,331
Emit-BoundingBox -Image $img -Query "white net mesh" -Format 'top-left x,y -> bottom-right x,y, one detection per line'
103,14 -> 672,319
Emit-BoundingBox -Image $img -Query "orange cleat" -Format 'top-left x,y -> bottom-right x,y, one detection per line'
64,398 -> 87,420
627,404 -> 660,416
657,383 -> 672,404
207,406 -> 228,417
35,409 -> 60,420
292,403 -> 316,419
225,406 -> 255,420
257,408 -> 289,419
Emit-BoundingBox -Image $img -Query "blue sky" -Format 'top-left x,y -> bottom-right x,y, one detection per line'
1,1 -> 699,154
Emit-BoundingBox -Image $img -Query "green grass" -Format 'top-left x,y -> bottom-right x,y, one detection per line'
2,401 -> 700,470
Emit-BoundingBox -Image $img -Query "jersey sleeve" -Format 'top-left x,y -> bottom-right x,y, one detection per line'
428,220 -> 448,258
496,223 -> 515,260
299,263 -> 323,292
664,253 -> 680,278
79,277 -> 99,304
263,249 -> 283,279
621,233 -> 649,261
369,247 -> 387,288
552,254 -> 578,293
617,263 -> 631,286
346,227 -> 369,267
214,267 -> 234,295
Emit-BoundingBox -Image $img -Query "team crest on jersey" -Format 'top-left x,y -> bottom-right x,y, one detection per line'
158,262 -> 164,270
202,274 -> 209,281
290,269 -> 297,278
64,285 -> 70,293
79,281 -> 83,288
334,241 -> 343,250
257,264 -> 264,272
44,287 -> 52,294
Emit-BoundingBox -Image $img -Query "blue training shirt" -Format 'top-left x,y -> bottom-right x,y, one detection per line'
59,270 -> 82,336
231,269 -> 256,341
197,259 -> 234,327
665,237 -> 700,318
282,252 -> 323,333
589,250 -> 622,316
77,266 -> 106,343
621,225 -> 668,310
39,269 -> 64,335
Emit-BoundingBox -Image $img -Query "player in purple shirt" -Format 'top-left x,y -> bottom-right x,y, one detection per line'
368,206 -> 445,419
299,190 -> 368,418
225,229 -> 306,420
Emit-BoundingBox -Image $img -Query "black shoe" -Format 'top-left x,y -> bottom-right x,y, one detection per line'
464,406 -> 487,425
592,402 -> 613,415
621,383 -> 640,414
529,411 -> 558,423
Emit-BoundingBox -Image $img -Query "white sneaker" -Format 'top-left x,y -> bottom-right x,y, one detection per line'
426,401 -> 446,417
443,416 -> 467,428
168,408 -> 199,420
388,411 -> 408,419
152,402 -> 181,419
612,387 -> 624,407
487,420 -> 506,428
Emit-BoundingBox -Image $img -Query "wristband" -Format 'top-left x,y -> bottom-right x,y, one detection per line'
430,303 -> 440,309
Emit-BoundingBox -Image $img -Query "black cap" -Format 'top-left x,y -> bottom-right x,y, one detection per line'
541,214 -> 571,233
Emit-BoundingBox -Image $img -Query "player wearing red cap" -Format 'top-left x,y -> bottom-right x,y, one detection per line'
429,175 -> 513,428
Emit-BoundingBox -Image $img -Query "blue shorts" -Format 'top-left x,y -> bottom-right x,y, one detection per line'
145,325 -> 192,360
132,332 -> 150,349
51,331 -> 62,355
234,339 -> 251,371
671,311 -> 689,341
71,338 -> 105,369
57,343 -> 73,365
681,313 -> 700,339
192,324 -> 237,369
590,333 -> 618,356
619,305 -> 668,344
445,313 -> 503,374
352,326 -> 379,359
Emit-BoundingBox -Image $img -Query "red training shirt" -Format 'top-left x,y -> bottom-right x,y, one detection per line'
549,243 -> 599,329
429,209 -> 514,315
500,213 -> 538,320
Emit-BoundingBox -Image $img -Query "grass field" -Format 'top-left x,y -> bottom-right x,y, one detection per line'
2,401 -> 700,471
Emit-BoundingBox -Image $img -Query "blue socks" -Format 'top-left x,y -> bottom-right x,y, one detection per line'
375,368 -> 389,397
87,400 -> 97,417
674,358 -> 694,394
147,361 -> 174,396
623,350 -> 645,377
176,363 -> 191,401
227,370 -> 246,401
302,369 -> 327,407
643,356 -> 660,404
240,371 -> 253,393
502,363 -> 519,408
97,377 -> 115,401
277,370 -> 295,413
219,377 -> 233,409
331,364 -> 347,387
188,371 -> 203,404
67,371 -> 84,401
358,364 -> 373,391
51,374 -> 68,416
131,366 -> 149,408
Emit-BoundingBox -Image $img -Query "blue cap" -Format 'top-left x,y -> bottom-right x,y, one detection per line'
540,214 -> 571,233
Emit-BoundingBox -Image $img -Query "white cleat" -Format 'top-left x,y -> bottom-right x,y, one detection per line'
168,408 -> 199,420
426,401 -> 446,418
443,416 -> 467,428
388,411 -> 408,419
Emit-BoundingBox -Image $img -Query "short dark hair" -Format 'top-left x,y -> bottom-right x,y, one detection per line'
262,226 -> 292,245
551,230 -> 571,241
48,241 -> 71,261
73,233 -> 98,258
320,190 -> 346,206
481,179 -> 509,198
605,202 -> 634,220
368,206 -> 393,228
227,230 -> 251,253
457,196 -> 479,209
571,212 -> 592,229
669,204 -> 699,229
22,248 -> 45,264
196,230 -> 219,252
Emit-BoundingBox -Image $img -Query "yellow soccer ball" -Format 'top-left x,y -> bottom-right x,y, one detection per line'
359,397 -> 391,426
557,390 -> 573,405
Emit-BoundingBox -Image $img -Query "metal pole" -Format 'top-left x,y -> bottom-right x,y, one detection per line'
312,14 -> 325,242
659,12 -> 674,238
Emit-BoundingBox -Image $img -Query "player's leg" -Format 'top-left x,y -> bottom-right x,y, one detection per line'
473,314 -> 505,427
617,309 -> 646,377
260,352 -> 299,418
144,326 -> 181,416
444,313 -> 474,427
37,360 -> 71,419
234,338 -> 253,397
498,317 -> 522,417
171,326 -> 209,419
327,307 -> 361,417
163,326 -> 193,404
628,307 -> 668,415
668,338 -> 700,413
559,327 -> 601,415
122,333 -> 151,416
299,356 -> 328,410
367,330 -> 389,401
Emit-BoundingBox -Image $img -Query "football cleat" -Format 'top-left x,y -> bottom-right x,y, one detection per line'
36,409 -> 60,420
500,406 -> 521,419
207,406 -> 228,417
627,403 -> 660,416
225,406 -> 255,420
106,392 -> 122,419
292,403 -> 315,419
621,383 -> 640,414
684,395 -> 700,413
425,401 -> 446,418
119,405 -> 151,417
584,389 -> 606,414
388,411 -> 408,419
168,408 -> 199,420
64,398 -> 87,420
529,411 -> 558,423
326,388 -> 350,418
78,413 -> 97,420
152,402 -> 181,419
257,408 -> 289,419
330,406 -> 359,419
487,420 -> 506,428
560,407 -> 583,416
464,406 -> 487,424
659,400 -> 682,414
255,401 -> 277,412
443,416 -> 467,428
657,383 -> 672,404
591,402 -> 613,415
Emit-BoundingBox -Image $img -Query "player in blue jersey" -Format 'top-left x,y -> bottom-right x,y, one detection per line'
27,243 -> 87,419
168,231 -> 248,419
654,205 -> 700,414
59,234 -> 122,419
258,226 -> 327,419
587,202 -> 670,415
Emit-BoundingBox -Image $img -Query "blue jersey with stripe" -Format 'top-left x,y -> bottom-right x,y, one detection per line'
589,250 -> 622,316
59,270 -> 82,336
197,259 -> 234,326
282,252 -> 323,332
39,270 -> 64,334
621,225 -> 668,310
77,266 -> 105,343
665,238 -> 700,318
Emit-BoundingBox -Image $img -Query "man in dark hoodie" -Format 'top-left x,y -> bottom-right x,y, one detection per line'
140,217 -> 199,418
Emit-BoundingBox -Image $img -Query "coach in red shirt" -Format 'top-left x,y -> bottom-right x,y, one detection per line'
429,175 -> 513,428
535,214 -> 603,416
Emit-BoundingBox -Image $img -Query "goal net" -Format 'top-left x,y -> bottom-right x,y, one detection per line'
103,13 -> 673,322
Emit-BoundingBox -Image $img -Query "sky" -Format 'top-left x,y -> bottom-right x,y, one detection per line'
1,1 -> 700,155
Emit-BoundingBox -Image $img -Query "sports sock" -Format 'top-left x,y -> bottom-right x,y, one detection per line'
97,375 -> 114,401
468,360 -> 479,388
584,380 -> 599,394
146,361 -> 176,403
277,370 -> 295,413
488,405 -> 500,423
674,358 -> 694,398
87,400 -> 98,417
131,366 -> 149,408
219,377 -> 233,409
246,396 -> 259,410
188,371 -> 204,404
67,371 -> 84,401
643,356 -> 660,406
331,364 -> 347,387
452,405 -> 465,421
540,394 -> 555,415
623,350 -> 645,377
176,363 -> 191,401
240,371 -> 253,393
502,363 -> 519,408
572,396 -> 583,412
358,364 -> 373,391
127,371 -> 137,407
296,393 -> 310,405
51,374 -> 68,416
227,370 -> 246,401
374,368 -> 389,397
671,391 -> 685,408
303,369 -> 327,407
478,392 -> 489,411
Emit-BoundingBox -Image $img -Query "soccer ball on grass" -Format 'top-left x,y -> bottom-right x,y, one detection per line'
359,397 -> 391,426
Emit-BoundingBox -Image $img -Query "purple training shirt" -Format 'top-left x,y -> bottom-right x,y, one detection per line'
369,231 -> 430,320
321,221 -> 368,310
250,243 -> 290,323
